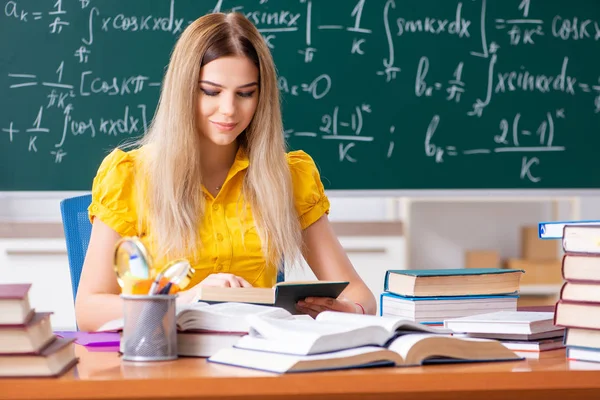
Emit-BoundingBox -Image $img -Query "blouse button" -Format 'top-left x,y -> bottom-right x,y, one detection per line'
215,264 -> 223,271
216,233 -> 224,241
212,204 -> 219,211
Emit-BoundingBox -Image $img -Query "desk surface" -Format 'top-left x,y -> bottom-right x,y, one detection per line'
2,346 -> 600,400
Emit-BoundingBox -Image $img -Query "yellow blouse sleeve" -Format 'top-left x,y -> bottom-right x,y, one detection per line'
287,150 -> 331,230
88,148 -> 139,237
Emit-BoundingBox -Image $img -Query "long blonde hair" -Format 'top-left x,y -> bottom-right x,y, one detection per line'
135,12 -> 302,270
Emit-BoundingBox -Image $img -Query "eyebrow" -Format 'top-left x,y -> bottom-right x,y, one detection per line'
200,80 -> 258,89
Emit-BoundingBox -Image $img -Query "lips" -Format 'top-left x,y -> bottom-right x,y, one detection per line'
211,121 -> 238,131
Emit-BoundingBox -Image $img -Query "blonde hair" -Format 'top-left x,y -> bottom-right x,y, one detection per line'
134,13 -> 302,270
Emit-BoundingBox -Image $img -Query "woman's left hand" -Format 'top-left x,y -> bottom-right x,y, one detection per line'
296,297 -> 361,318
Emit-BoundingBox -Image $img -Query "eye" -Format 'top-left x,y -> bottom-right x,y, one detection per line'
237,91 -> 256,98
200,88 -> 219,96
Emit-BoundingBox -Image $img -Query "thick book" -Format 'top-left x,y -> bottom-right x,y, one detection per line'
567,346 -> 600,363
194,281 -> 349,314
0,283 -> 34,325
562,253 -> 600,283
380,292 -> 518,324
538,220 -> 600,239
0,337 -> 78,377
565,328 -> 600,349
458,329 -> 565,342
560,282 -> 600,303
0,312 -> 55,354
97,302 -> 294,333
208,334 -> 521,373
177,331 -> 245,358
383,268 -> 523,297
233,310 -> 450,356
499,337 -> 565,352
563,225 -> 600,254
554,300 -> 600,330
444,311 -> 559,335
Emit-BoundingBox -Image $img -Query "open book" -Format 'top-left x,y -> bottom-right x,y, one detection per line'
194,281 -> 349,314
233,311 -> 450,355
97,302 -> 293,333
208,334 -> 521,373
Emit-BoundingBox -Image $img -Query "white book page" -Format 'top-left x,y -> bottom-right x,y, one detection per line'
176,302 -> 292,331
316,311 -> 450,334
247,315 -> 374,340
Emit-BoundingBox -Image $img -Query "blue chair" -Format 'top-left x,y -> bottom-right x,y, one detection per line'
60,194 -> 93,303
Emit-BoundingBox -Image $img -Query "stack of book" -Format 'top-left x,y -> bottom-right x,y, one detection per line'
379,268 -> 523,324
206,311 -> 522,373
554,224 -> 600,363
444,311 -> 565,358
0,283 -> 78,377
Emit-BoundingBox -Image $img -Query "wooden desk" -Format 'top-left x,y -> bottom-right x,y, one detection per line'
2,346 -> 600,400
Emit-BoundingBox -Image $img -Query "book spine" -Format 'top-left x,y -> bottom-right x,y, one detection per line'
383,270 -> 391,292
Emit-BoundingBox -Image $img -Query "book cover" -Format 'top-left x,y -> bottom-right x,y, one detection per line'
538,220 -> 600,240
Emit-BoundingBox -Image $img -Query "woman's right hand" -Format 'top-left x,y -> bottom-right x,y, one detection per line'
176,273 -> 252,305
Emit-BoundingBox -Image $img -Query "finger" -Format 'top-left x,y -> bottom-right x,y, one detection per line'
235,276 -> 253,288
304,297 -> 335,307
295,304 -> 318,319
225,275 -> 242,288
298,301 -> 328,314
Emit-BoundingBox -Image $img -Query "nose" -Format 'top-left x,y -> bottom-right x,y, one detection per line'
219,93 -> 236,117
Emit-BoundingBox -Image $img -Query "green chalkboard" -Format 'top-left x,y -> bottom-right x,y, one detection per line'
2,0 -> 600,191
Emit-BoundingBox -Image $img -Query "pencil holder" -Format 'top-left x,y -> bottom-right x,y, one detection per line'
121,294 -> 178,362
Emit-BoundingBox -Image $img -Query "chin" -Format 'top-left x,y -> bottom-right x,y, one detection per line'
208,134 -> 240,147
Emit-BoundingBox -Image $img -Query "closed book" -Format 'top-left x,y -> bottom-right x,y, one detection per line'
459,329 -> 565,342
383,268 -> 523,298
565,328 -> 600,349
380,292 -> 518,324
194,281 -> 348,314
560,282 -> 600,303
177,331 -> 245,358
563,225 -> 600,254
208,335 -> 521,374
567,346 -> 600,363
0,312 -> 55,354
444,311 -> 558,335
562,253 -> 600,282
538,220 -> 600,239
500,337 -> 565,352
0,283 -> 34,325
554,300 -> 600,330
0,337 -> 77,377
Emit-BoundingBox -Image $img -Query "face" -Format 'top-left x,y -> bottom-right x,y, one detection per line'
197,55 -> 259,147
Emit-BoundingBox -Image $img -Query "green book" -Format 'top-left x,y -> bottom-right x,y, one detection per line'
384,268 -> 524,298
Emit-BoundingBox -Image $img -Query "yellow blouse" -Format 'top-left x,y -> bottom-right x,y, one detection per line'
88,147 -> 330,288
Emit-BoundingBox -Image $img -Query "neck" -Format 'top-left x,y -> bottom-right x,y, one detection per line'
199,139 -> 239,177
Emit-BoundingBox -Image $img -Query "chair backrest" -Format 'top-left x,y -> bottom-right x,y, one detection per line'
60,194 -> 93,303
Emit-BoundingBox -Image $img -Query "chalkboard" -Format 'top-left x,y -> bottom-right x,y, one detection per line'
2,0 -> 600,191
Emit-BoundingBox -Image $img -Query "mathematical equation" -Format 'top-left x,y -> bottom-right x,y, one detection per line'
2,0 -> 600,186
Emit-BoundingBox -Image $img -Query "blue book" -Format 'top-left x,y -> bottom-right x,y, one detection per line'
379,292 -> 519,323
384,268 -> 524,298
538,220 -> 600,239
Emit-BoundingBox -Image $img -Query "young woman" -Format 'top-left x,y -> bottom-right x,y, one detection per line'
76,12 -> 376,331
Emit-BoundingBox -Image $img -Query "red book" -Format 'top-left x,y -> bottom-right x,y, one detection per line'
0,337 -> 78,377
0,283 -> 34,325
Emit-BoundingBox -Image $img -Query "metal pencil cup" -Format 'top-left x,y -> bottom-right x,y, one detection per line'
121,294 -> 178,362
